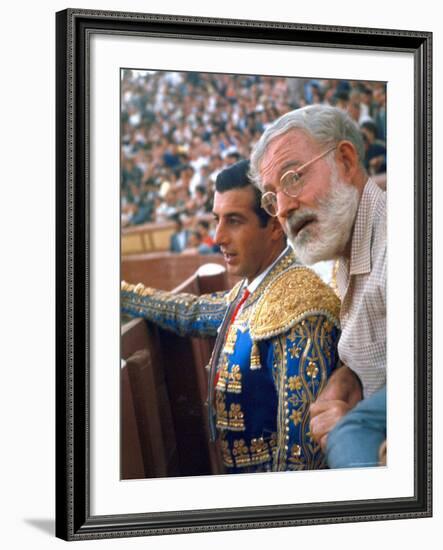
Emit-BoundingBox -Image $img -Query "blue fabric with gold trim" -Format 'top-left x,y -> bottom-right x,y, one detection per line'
121,282 -> 226,337
121,248 -> 341,473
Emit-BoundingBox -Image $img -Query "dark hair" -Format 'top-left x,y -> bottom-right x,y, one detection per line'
189,229 -> 202,243
334,91 -> 350,103
195,184 -> 206,195
360,120 -> 377,138
226,151 -> 241,162
197,219 -> 210,231
215,159 -> 270,227
171,213 -> 183,229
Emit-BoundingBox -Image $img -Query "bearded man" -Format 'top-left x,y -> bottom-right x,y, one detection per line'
250,105 -> 386,466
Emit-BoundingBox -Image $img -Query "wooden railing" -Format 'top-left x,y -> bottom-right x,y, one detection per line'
122,220 -> 176,255
121,251 -> 230,291
122,214 -> 216,255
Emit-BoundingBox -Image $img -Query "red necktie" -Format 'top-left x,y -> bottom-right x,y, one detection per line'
229,287 -> 250,324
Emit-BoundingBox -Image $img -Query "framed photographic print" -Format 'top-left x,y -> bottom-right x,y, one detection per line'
55,8 -> 432,541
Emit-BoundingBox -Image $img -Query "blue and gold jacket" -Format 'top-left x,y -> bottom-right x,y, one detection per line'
121,248 -> 340,473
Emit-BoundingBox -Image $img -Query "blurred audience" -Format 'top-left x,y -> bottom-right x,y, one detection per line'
169,215 -> 191,253
361,120 -> 387,175
121,71 -> 387,232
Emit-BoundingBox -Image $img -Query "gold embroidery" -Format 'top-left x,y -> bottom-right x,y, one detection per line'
225,281 -> 243,305
288,316 -> 332,405
306,361 -> 319,379
250,437 -> 271,464
229,403 -> 246,431
223,324 -> 238,354
215,357 -> 229,392
288,376 -> 303,391
121,279 -> 228,329
282,315 -> 335,470
250,340 -> 262,369
227,364 -> 242,394
288,444 -> 305,469
224,434 -> 278,469
121,280 -> 155,296
223,250 -> 296,327
249,267 -> 340,340
232,439 -> 251,467
220,437 -> 233,467
289,345 -> 301,359
291,444 -> 302,457
290,409 -> 303,426
215,392 -> 229,429
288,393 -> 304,408
275,338 -> 288,471
306,316 -> 331,398
250,248 -> 297,305
269,432 -> 278,458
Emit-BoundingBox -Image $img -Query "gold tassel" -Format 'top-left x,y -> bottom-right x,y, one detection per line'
250,341 -> 262,370
223,325 -> 238,355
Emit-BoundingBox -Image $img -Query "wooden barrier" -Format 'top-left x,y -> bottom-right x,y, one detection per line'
122,221 -> 176,255
121,265 -> 230,479
122,251 -> 240,291
121,319 -> 179,479
122,214 -> 216,255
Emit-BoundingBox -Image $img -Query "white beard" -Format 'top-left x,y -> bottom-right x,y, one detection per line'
285,167 -> 360,265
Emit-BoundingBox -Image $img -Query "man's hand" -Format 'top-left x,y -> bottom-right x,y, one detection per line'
310,399 -> 352,450
316,365 -> 362,406
310,365 -> 362,450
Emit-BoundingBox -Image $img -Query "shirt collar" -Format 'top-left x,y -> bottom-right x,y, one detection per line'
349,178 -> 384,276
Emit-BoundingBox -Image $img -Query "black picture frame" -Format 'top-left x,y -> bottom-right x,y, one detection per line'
55,8 -> 432,541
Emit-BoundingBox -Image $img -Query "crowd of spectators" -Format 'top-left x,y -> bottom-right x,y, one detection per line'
121,70 -> 387,253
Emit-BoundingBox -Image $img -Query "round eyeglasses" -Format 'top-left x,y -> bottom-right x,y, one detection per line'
260,145 -> 336,217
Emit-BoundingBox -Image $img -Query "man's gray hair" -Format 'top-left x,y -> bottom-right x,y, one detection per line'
250,104 -> 365,189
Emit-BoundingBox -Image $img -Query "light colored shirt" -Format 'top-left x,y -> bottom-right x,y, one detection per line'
310,260 -> 335,287
336,178 -> 386,398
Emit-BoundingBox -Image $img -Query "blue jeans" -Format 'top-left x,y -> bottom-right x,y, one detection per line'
326,386 -> 386,469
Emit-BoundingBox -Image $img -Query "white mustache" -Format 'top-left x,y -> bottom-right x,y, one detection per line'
286,210 -> 317,236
